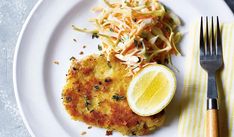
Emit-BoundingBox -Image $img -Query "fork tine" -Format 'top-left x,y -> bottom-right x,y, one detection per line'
217,17 -> 222,55
200,17 -> 205,56
206,16 -> 210,55
211,16 -> 215,55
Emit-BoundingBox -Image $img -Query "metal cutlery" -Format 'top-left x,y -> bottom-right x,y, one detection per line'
200,16 -> 223,137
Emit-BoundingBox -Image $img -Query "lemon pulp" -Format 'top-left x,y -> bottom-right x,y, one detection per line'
133,71 -> 169,111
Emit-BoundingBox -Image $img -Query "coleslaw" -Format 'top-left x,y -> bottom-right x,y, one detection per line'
73,0 -> 181,74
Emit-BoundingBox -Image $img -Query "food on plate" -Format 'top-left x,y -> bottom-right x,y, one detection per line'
62,53 -> 165,135
62,0 -> 181,135
127,64 -> 176,116
73,0 -> 181,74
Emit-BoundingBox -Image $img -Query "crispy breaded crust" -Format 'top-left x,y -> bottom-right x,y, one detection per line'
62,54 -> 165,135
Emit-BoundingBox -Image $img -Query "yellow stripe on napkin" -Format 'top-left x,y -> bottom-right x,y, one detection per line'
178,22 -> 234,137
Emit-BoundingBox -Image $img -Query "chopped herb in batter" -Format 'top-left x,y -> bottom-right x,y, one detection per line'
112,94 -> 125,101
107,61 -> 112,68
84,96 -> 91,110
94,85 -> 100,90
65,96 -> 72,103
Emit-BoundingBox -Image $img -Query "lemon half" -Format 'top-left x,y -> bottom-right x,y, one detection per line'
127,64 -> 176,116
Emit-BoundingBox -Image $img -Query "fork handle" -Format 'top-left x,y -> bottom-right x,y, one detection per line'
206,98 -> 219,137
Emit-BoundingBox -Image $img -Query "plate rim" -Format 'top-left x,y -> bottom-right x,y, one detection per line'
13,1 -> 43,137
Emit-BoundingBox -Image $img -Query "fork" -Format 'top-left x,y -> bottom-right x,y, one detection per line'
200,16 -> 223,137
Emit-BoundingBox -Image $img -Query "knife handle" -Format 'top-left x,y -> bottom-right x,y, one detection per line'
206,98 -> 219,137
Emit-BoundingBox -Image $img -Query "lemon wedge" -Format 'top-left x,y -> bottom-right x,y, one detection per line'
127,64 -> 176,116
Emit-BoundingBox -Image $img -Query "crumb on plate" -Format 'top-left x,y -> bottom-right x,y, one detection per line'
53,61 -> 59,65
80,51 -> 84,55
73,38 -> 77,42
106,130 -> 113,136
81,131 -> 87,135
70,56 -> 76,61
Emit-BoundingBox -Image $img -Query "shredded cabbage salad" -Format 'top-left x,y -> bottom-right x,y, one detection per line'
73,0 -> 181,74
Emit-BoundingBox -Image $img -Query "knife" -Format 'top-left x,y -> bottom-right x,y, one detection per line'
225,0 -> 234,13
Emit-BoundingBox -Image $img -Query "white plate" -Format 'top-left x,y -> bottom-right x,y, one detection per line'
13,0 -> 234,137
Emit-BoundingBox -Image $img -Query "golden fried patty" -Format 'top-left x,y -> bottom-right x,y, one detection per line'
62,54 -> 165,135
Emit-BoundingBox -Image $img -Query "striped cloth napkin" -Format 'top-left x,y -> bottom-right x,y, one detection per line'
178,22 -> 234,137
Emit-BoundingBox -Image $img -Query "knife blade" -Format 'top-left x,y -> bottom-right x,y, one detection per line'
225,0 -> 234,13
